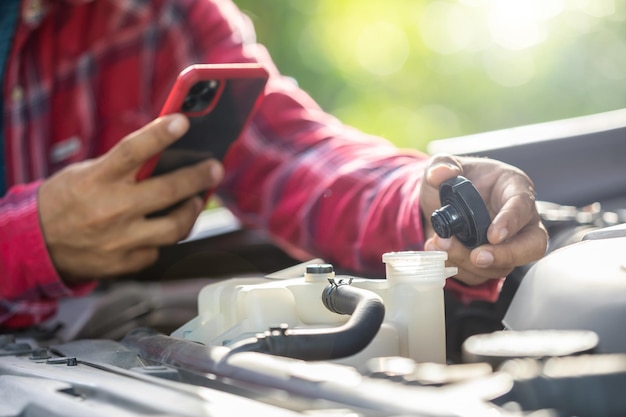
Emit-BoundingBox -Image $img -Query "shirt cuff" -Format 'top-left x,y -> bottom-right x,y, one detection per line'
18,181 -> 97,298
444,277 -> 503,304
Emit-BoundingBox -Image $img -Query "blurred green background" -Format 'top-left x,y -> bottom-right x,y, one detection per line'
233,0 -> 626,151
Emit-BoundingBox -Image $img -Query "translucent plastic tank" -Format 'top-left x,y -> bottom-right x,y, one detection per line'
173,251 -> 457,365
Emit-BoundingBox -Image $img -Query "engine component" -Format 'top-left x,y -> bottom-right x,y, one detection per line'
462,329 -> 599,368
226,274 -> 385,361
173,252 -> 457,365
503,228 -> 626,353
495,354 -> 626,417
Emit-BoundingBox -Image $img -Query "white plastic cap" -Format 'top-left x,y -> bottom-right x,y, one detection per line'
382,251 -> 457,285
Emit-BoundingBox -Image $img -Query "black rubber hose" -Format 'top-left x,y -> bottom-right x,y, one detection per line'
227,282 -> 385,361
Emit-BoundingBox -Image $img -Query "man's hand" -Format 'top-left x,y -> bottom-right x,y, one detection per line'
420,153 -> 547,285
38,114 -> 224,283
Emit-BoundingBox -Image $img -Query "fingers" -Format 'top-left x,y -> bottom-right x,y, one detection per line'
96,112 -> 223,216
488,190 -> 536,244
424,154 -> 462,188
425,219 -> 547,286
66,197 -> 205,282
129,158 -> 223,215
99,114 -> 190,177
125,197 -> 205,248
425,234 -> 510,286
472,220 -> 547,271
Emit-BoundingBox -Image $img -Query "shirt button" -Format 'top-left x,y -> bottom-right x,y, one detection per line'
11,85 -> 24,103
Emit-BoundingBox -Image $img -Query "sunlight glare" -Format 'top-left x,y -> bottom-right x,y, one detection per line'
488,1 -> 547,50
575,0 -> 616,17
419,1 -> 478,54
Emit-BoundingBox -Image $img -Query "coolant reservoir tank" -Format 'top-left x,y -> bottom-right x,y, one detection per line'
173,251 -> 456,365
383,251 -> 457,364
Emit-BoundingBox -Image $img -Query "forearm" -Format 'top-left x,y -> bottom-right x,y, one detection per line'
222,113 -> 503,304
217,72 -> 427,272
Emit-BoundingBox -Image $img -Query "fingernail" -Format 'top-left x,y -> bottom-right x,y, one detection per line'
475,250 -> 494,267
429,162 -> 459,175
439,162 -> 460,170
168,115 -> 187,136
424,239 -> 435,251
497,227 -> 509,242
435,237 -> 452,250
209,162 -> 224,182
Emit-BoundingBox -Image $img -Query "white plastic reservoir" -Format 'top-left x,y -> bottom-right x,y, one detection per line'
173,251 -> 456,365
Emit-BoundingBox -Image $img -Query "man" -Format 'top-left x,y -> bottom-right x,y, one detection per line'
0,0 -> 547,328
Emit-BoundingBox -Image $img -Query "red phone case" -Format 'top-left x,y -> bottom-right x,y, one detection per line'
136,63 -> 269,211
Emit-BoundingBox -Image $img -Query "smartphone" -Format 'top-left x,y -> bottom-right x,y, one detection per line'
136,63 -> 269,213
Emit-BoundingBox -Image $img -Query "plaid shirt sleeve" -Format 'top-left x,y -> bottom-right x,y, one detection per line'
0,181 -> 96,328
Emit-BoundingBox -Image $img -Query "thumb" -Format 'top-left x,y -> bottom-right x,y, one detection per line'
101,114 -> 189,178
426,154 -> 463,188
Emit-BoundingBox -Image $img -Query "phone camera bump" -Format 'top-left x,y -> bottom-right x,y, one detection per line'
182,80 -> 219,113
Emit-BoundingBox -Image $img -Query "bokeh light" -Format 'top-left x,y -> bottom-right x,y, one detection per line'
235,0 -> 625,151
482,48 -> 536,87
419,1 -> 479,54
355,21 -> 410,76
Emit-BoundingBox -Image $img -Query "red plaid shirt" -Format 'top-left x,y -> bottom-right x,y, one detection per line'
0,0 -> 499,328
